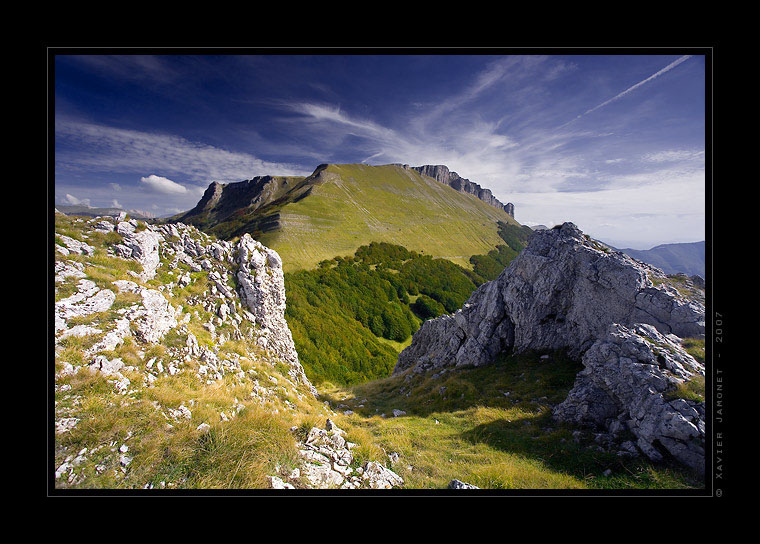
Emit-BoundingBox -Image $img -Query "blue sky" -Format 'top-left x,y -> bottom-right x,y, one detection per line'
53,52 -> 706,249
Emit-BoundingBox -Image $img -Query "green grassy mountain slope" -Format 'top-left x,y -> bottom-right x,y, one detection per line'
177,163 -> 519,272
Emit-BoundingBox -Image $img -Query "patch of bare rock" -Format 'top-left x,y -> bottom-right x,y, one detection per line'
268,419 -> 404,490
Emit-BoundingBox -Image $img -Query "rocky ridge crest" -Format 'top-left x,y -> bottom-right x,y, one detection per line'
410,164 -> 515,217
55,213 -> 313,394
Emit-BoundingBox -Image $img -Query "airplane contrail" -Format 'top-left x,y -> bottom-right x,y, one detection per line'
581,55 -> 693,117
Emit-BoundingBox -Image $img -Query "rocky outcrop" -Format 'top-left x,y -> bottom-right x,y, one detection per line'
54,215 -> 315,397
180,175 -> 301,229
55,279 -> 116,333
269,419 -> 404,490
448,479 -> 480,490
54,214 -> 333,488
56,235 -> 96,256
236,233 -> 315,394
127,288 -> 179,344
110,220 -> 162,281
393,222 -> 706,472
553,323 -> 705,473
395,223 -> 704,375
411,164 -> 515,217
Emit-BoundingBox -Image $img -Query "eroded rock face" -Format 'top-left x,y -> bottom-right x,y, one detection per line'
127,289 -> 179,344
112,224 -> 163,281
553,323 -> 705,473
395,223 -> 704,375
236,233 -> 316,395
411,164 -> 515,216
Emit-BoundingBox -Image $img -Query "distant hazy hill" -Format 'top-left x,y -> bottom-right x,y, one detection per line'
176,163 -> 520,272
616,241 -> 705,277
56,205 -> 154,220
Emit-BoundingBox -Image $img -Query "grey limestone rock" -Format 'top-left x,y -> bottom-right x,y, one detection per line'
56,235 -> 96,256
92,220 -> 115,233
395,222 -> 704,376
286,420 -> 404,489
55,260 -> 86,283
126,229 -> 163,281
361,461 -> 404,489
110,226 -> 163,281
236,233 -> 316,396
126,289 -> 179,344
553,323 -> 705,473
411,164 -> 515,217
55,279 -> 115,332
448,479 -> 480,489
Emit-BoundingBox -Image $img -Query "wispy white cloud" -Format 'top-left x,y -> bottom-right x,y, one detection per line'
415,56 -> 551,128
55,119 -> 309,183
641,149 -> 705,163
64,55 -> 180,85
512,166 -> 705,248
290,103 -> 399,143
282,55 -> 704,248
55,119 -> 311,215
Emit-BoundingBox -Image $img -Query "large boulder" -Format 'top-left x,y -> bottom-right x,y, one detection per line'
394,223 -> 704,375
553,323 -> 705,473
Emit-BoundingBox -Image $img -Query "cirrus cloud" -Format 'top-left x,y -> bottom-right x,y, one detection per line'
55,118 -> 309,183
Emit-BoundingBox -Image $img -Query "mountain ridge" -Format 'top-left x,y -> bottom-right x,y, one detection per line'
174,163 -> 519,272
614,240 -> 705,277
56,205 -> 156,220
407,164 -> 514,217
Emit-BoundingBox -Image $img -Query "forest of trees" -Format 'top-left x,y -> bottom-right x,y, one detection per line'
284,222 -> 533,385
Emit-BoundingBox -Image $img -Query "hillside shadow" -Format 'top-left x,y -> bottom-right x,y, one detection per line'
460,414 -> 617,480
460,416 -> 704,488
341,349 -> 584,419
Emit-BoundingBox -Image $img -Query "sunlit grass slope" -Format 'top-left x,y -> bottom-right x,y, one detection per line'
254,164 -> 518,272
321,349 -> 705,490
